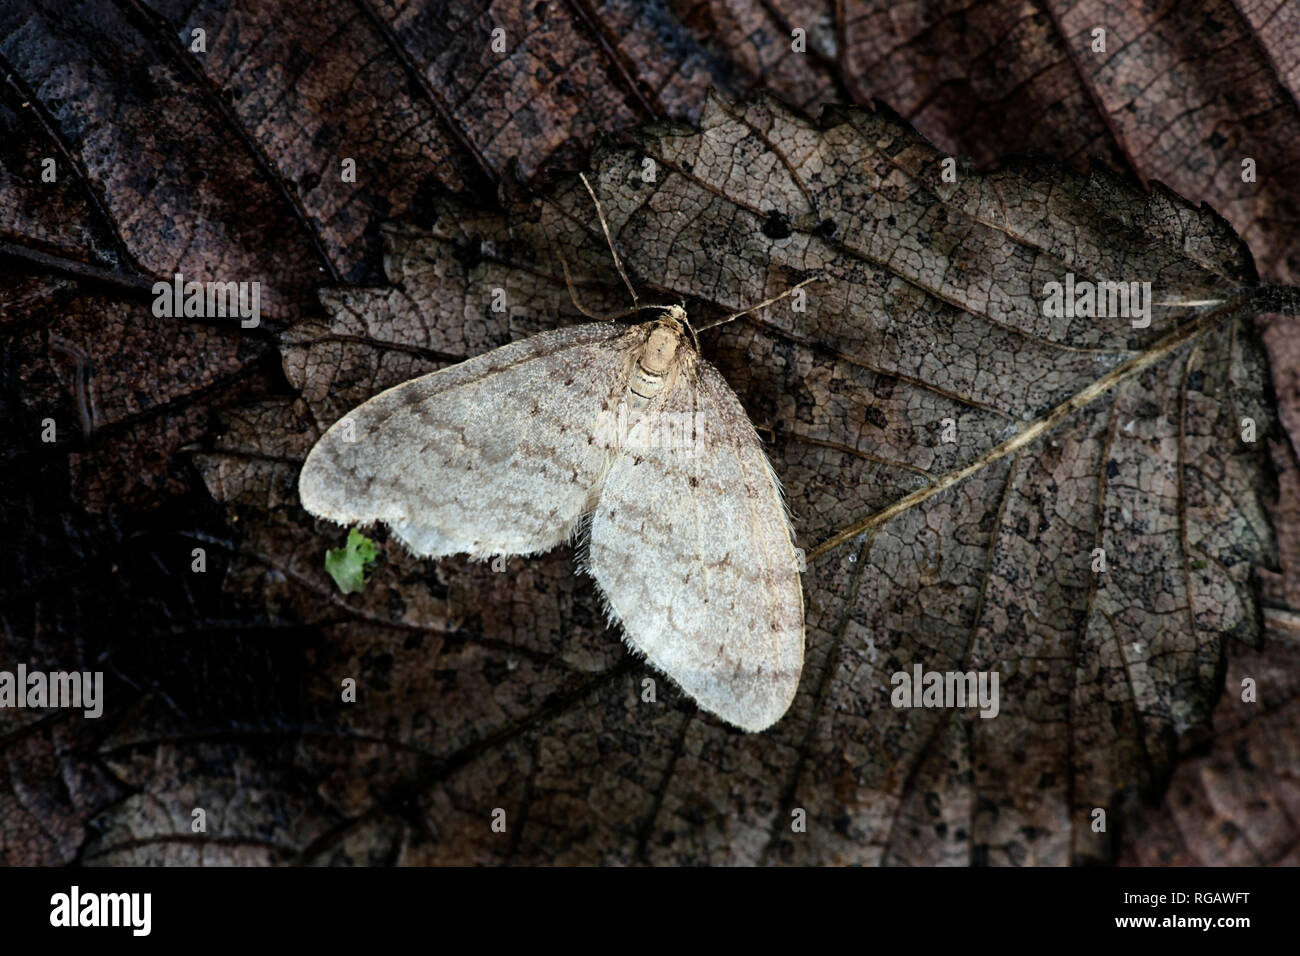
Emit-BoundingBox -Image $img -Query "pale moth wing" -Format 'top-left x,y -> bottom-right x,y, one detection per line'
587,352 -> 804,732
299,307 -> 806,732
299,323 -> 628,558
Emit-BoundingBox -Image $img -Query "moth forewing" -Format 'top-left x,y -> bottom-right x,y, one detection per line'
585,346 -> 804,732
297,322 -> 629,559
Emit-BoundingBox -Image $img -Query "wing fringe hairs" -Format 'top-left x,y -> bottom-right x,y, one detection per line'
299,310 -> 805,732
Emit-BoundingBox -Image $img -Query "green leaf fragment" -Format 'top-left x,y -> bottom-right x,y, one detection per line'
325,527 -> 379,594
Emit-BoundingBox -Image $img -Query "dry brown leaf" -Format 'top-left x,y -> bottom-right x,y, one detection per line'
4,0 -> 1295,868
115,94 -> 1282,865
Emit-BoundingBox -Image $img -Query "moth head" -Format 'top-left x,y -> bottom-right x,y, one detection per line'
657,304 -> 688,329
653,304 -> 699,354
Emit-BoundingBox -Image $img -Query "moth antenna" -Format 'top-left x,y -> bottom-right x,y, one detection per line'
558,250 -> 681,326
556,254 -> 674,324
579,172 -> 640,316
558,251 -> 621,321
694,276 -> 821,332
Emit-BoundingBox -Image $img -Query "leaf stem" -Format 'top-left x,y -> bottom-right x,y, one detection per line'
808,299 -> 1247,561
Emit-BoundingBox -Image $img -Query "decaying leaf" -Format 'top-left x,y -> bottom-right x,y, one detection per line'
108,93 -> 1280,866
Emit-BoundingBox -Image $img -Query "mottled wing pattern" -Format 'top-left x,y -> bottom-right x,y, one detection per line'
299,322 -> 633,558
587,357 -> 805,731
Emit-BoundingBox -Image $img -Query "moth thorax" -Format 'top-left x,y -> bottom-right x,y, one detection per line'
627,320 -> 684,409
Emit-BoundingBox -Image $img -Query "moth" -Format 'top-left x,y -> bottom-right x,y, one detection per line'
299,176 -> 811,732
